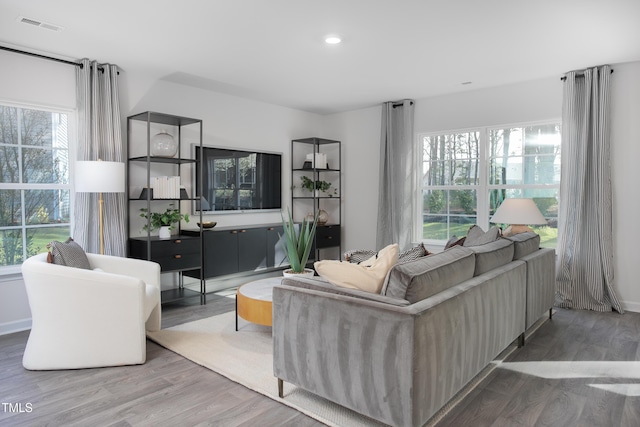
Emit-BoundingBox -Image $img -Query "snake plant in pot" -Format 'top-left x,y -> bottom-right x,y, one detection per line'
280,207 -> 318,277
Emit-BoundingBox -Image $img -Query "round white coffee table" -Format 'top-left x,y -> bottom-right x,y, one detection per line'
236,277 -> 282,330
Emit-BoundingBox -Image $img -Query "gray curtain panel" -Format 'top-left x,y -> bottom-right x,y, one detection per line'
74,59 -> 126,256
376,100 -> 416,250
555,65 -> 623,313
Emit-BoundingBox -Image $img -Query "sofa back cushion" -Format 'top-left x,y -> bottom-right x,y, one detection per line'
504,232 -> 540,259
468,238 -> 514,276
381,246 -> 476,303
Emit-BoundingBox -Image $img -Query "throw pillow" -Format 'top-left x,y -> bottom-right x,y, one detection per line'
345,243 -> 429,264
398,242 -> 431,263
444,235 -> 466,250
315,244 -> 399,293
344,249 -> 377,264
47,237 -> 91,269
463,225 -> 501,247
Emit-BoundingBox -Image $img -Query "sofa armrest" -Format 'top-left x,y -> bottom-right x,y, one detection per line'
520,248 -> 556,329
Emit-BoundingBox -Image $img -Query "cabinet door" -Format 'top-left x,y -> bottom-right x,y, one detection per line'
266,226 -> 286,267
238,228 -> 267,271
315,225 -> 341,249
204,230 -> 239,277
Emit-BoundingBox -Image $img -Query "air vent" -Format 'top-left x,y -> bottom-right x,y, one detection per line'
17,16 -> 64,32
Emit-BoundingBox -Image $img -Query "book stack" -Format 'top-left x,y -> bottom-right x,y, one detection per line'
151,176 -> 181,199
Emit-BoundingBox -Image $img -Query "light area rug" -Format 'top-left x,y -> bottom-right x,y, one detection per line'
146,311 -> 387,427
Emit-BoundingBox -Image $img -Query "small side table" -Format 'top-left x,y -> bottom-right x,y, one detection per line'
236,277 -> 282,330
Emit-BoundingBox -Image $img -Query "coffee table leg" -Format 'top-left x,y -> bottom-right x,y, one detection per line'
235,295 -> 238,331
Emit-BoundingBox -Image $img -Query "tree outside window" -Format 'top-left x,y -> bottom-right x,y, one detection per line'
420,123 -> 560,248
0,105 -> 71,269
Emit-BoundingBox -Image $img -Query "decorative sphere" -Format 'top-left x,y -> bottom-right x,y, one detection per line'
317,209 -> 329,225
151,131 -> 178,157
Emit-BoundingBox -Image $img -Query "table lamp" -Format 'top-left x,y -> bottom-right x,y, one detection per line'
490,198 -> 547,236
75,160 -> 125,254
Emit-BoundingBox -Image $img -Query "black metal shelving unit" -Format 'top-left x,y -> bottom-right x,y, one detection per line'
126,111 -> 206,304
291,137 -> 342,261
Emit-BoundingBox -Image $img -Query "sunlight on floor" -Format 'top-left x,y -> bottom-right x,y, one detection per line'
589,383 -> 640,396
497,361 -> 640,379
496,361 -> 640,396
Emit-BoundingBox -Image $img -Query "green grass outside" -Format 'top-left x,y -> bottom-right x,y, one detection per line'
29,227 -> 71,254
0,226 -> 70,263
423,223 -> 558,249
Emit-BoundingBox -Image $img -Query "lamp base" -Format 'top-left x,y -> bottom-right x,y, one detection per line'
502,224 -> 534,237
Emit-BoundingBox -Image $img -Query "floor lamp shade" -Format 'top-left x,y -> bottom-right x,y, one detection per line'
490,198 -> 546,236
75,161 -> 125,193
75,161 -> 125,254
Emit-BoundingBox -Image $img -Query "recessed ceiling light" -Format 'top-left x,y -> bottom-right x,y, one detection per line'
325,36 -> 342,45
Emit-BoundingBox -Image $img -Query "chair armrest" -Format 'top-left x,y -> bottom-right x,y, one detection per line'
87,253 -> 160,290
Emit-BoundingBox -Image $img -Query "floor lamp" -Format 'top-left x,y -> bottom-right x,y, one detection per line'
75,160 -> 125,254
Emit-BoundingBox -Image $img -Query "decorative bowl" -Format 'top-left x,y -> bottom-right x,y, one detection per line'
198,221 -> 217,229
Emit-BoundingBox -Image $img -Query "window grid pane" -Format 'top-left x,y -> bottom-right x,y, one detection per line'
0,104 -> 71,268
422,123 -> 560,247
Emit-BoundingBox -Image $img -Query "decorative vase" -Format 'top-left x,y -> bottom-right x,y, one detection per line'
151,131 -> 178,157
283,268 -> 315,278
158,226 -> 171,239
317,209 -> 329,225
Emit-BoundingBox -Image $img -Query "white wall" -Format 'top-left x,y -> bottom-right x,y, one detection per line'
0,51 -> 76,334
322,106 -> 382,252
610,61 -> 640,312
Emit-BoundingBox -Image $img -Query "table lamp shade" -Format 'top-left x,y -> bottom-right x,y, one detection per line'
75,161 -> 125,193
490,198 -> 546,225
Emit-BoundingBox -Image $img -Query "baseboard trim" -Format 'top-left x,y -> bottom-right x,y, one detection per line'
0,318 -> 31,336
622,301 -> 640,313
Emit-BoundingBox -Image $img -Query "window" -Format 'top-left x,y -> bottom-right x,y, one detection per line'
420,122 -> 560,248
0,104 -> 72,270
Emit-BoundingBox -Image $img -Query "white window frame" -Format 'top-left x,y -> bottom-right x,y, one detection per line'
417,119 -> 561,247
0,100 -> 76,275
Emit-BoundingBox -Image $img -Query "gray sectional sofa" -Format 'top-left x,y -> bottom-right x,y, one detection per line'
272,233 -> 555,427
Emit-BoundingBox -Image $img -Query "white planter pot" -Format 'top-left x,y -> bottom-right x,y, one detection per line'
283,268 -> 315,278
158,226 -> 171,239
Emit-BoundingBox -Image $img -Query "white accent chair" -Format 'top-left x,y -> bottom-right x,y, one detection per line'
21,252 -> 161,370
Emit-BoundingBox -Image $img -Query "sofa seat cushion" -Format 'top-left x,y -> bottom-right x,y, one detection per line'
504,232 -> 541,259
381,246 -> 476,303
315,244 -> 399,293
468,238 -> 515,276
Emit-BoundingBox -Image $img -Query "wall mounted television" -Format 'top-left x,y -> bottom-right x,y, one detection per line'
193,145 -> 282,213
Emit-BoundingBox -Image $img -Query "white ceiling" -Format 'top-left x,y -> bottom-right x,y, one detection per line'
1,0 -> 639,114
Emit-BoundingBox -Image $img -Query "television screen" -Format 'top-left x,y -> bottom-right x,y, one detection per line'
194,146 -> 282,212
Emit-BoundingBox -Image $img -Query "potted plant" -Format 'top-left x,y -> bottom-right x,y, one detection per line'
299,176 -> 337,197
140,205 -> 189,239
280,207 -> 318,277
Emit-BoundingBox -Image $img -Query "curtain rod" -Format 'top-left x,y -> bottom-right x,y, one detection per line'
0,45 -> 118,74
560,68 -> 614,81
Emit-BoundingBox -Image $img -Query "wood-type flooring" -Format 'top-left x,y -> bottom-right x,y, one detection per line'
1,291 -> 639,426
